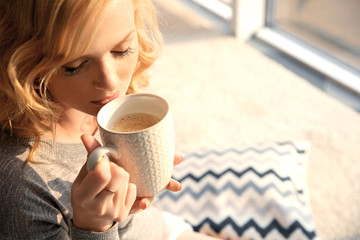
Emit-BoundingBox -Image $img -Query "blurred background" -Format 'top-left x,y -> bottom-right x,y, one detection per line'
155,0 -> 360,112
149,0 -> 360,240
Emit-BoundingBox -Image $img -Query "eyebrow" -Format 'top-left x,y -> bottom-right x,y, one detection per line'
113,29 -> 136,49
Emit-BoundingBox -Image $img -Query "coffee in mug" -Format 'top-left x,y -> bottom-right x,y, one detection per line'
110,112 -> 160,133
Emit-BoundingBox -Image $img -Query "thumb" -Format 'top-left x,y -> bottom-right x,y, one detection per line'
73,161 -> 89,186
81,133 -> 101,154
73,133 -> 102,183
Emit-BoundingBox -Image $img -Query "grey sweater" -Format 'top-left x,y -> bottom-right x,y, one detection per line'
0,130 -> 190,239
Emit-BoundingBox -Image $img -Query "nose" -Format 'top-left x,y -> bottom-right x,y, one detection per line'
93,57 -> 118,91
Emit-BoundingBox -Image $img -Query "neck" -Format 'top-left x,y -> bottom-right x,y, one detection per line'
51,109 -> 98,143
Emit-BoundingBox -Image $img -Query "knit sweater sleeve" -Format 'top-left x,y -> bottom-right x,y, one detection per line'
70,222 -> 120,240
0,130 -> 123,240
0,155 -> 120,240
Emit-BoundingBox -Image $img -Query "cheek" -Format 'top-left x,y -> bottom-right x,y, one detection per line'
117,50 -> 139,82
48,76 -> 85,105
48,77 -> 67,101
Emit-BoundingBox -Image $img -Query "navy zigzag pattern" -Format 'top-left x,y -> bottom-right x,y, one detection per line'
159,181 -> 299,202
193,217 -> 316,239
159,199 -> 314,223
176,155 -> 304,170
184,146 -> 305,161
157,144 -> 316,239
176,167 -> 292,183
277,141 -> 307,154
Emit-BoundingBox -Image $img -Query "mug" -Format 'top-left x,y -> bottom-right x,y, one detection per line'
87,93 -> 175,197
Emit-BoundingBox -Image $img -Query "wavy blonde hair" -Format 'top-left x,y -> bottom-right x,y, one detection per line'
0,0 -> 163,161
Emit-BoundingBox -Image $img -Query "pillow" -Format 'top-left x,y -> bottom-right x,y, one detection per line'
156,142 -> 317,239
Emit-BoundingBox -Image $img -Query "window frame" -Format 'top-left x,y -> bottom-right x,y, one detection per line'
187,0 -> 360,95
231,0 -> 360,95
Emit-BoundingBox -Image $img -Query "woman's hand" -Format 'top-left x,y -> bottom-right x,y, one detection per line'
71,133 -> 137,232
71,133 -> 183,232
166,155 -> 183,192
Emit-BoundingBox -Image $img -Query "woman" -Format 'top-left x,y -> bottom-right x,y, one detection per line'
0,0 -> 219,239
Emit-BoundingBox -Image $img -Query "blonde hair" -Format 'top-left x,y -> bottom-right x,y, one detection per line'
0,0 -> 163,161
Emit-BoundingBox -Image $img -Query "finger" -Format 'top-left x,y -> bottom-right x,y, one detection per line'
129,196 -> 153,215
73,161 -> 89,187
79,157 -> 112,199
81,133 -> 101,154
73,134 -> 101,185
129,198 -> 142,215
125,183 -> 137,209
139,196 -> 154,210
165,178 -> 182,192
100,162 -> 127,194
174,154 -> 183,166
113,183 -> 137,222
97,163 -> 129,206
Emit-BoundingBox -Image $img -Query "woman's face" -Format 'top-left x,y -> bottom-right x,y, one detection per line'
49,0 -> 138,116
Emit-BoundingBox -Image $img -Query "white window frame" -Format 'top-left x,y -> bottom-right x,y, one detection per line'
190,0 -> 360,95
231,0 -> 360,95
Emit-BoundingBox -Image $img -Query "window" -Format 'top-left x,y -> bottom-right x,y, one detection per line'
255,0 -> 360,95
267,0 -> 360,73
186,0 -> 360,96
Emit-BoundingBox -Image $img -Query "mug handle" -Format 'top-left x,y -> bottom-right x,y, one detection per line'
86,146 -> 120,172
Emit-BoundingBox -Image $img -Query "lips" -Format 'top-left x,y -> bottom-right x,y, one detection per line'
91,91 -> 120,106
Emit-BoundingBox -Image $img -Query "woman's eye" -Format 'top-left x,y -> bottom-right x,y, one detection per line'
62,60 -> 88,77
112,47 -> 135,58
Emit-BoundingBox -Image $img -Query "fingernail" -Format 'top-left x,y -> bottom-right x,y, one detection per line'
141,201 -> 148,210
176,154 -> 183,162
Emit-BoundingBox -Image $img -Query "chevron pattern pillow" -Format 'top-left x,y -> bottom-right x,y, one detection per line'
156,142 -> 317,240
